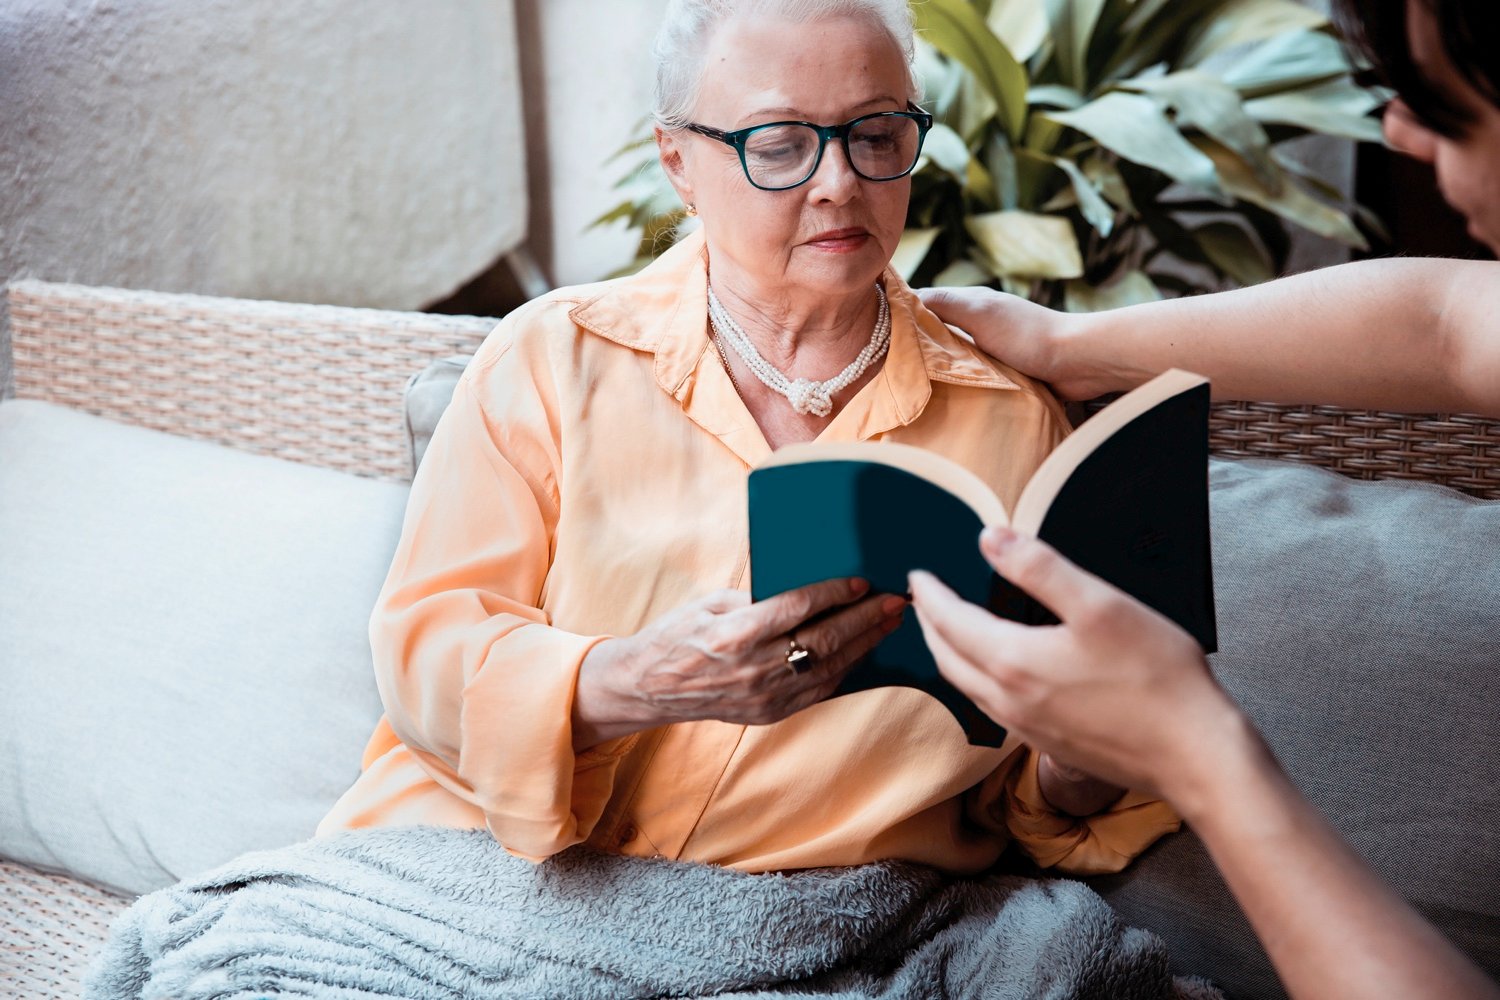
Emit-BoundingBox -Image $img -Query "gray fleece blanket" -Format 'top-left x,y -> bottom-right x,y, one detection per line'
83,826 -> 1221,999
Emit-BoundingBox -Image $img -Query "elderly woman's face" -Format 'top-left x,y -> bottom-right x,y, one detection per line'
663,14 -> 912,301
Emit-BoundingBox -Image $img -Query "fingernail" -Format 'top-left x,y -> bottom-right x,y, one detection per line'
881,595 -> 906,615
980,525 -> 1018,555
850,578 -> 870,596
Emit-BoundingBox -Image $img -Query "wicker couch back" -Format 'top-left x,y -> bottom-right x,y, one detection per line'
5,279 -> 1499,497
2,280 -> 493,482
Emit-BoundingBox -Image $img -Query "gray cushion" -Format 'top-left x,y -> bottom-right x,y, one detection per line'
404,355 -> 469,475
1091,457 -> 1500,999
0,400 -> 403,895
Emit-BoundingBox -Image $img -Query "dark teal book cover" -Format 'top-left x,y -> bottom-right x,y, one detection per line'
747,372 -> 1216,748
749,461 -> 1008,746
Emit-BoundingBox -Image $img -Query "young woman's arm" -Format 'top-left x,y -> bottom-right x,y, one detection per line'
908,527 -> 1500,1000
920,258 -> 1500,417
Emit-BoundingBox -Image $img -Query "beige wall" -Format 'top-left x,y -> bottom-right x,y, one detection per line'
520,0 -> 672,288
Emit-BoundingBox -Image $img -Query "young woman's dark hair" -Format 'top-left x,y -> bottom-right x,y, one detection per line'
1333,0 -> 1500,136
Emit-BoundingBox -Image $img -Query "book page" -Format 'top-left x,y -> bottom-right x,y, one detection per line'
759,440 -> 1011,526
1011,369 -> 1208,534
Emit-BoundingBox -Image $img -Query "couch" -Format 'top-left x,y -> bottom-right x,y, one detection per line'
2,279 -> 1497,1000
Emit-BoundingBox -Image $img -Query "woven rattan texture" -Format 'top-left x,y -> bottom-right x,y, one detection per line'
8,279 -> 1500,497
1209,401 -> 1500,500
0,859 -> 133,999
6,280 -> 496,481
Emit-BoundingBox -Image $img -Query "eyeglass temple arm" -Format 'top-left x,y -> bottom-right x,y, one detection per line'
685,123 -> 734,145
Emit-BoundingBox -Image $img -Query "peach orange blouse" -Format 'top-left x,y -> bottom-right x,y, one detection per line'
318,232 -> 1179,875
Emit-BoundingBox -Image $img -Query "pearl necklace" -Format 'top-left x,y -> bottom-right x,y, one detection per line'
707,283 -> 891,418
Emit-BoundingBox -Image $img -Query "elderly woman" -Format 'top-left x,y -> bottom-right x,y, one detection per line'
318,0 -> 1176,877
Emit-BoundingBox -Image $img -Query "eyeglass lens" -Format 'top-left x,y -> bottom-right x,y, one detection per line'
742,116 -> 922,189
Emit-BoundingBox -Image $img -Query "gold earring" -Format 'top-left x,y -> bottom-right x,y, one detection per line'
685,204 -> 698,217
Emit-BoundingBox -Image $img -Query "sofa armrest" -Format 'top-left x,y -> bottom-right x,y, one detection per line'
3,279 -> 496,480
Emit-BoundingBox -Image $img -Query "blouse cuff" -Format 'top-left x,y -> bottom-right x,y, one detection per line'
459,626 -> 632,859
1004,751 -> 1182,875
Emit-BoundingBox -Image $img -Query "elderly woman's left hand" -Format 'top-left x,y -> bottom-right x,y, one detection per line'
571,576 -> 906,752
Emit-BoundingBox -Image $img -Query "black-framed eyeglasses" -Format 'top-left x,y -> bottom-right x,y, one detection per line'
684,105 -> 933,191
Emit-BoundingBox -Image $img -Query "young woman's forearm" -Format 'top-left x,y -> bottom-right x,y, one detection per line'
1075,258 -> 1500,415
1176,720 -> 1499,1000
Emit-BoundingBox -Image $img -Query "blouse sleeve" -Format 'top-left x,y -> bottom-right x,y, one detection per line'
967,747 -> 1182,875
369,318 -> 635,863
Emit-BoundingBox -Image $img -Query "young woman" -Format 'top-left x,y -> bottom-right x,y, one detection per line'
912,2 -> 1500,997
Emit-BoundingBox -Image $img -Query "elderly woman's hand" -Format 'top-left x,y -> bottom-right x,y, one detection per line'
572,577 -> 905,751
908,526 -> 1243,811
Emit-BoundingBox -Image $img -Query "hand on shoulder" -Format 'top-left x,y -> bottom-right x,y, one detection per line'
917,288 -> 1109,401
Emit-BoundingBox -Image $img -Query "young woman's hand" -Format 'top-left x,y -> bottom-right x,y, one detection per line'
909,526 -> 1243,809
572,577 -> 905,750
917,288 -> 1111,402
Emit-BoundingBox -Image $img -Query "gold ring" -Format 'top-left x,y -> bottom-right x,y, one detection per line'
785,637 -> 813,675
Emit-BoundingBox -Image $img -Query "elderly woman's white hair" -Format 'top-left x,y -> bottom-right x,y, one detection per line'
653,0 -> 920,129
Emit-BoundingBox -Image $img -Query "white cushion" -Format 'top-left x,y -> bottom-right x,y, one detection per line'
0,400 -> 402,895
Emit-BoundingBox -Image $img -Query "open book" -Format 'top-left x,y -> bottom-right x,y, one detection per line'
748,368 -> 1217,747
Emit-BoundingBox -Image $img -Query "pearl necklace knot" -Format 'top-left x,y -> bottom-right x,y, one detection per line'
787,378 -> 830,417
708,282 -> 890,418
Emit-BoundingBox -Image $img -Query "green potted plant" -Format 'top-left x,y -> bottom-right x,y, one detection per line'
594,0 -> 1385,308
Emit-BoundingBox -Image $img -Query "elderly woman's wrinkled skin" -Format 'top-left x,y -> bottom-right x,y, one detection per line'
653,14 -> 910,451
657,15 -> 909,321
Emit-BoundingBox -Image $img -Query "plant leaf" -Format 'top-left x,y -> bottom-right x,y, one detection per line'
1272,148 -> 1347,201
966,155 -> 1000,207
919,122 -> 974,181
955,65 -> 1003,143
891,227 -> 942,280
917,38 -> 965,120
986,133 -> 1020,210
934,258 -> 998,286
1103,0 -> 1231,82
987,0 -> 1049,62
914,0 -> 1029,142
1192,137 -> 1368,248
1141,209 -> 1212,267
1125,70 -> 1280,190
1041,186 -> 1079,211
1028,84 -> 1086,110
1244,78 -> 1386,142
1353,202 -> 1391,248
1178,0 -> 1327,66
1233,202 -> 1292,272
589,199 -> 639,229
1121,0 -> 1178,35
1039,153 -> 1116,236
1083,155 -> 1138,214
966,210 -> 1085,279
998,276 -> 1033,297
1146,271 -> 1198,296
1045,0 -> 1109,92
1045,91 -> 1222,196
1064,269 -> 1161,311
1193,220 -> 1274,285
1219,29 -> 1352,99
